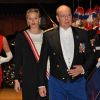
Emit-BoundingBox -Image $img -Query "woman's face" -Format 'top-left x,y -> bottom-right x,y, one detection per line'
27,12 -> 41,29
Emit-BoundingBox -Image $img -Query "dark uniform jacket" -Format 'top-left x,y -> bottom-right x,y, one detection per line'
95,34 -> 100,59
38,26 -> 94,86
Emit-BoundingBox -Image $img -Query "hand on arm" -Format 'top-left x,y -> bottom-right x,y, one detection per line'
67,65 -> 84,78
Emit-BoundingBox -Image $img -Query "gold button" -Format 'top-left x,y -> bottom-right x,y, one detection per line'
53,52 -> 56,55
57,64 -> 60,68
62,77 -> 65,80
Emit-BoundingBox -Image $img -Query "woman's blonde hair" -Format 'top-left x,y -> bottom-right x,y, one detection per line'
26,8 -> 40,19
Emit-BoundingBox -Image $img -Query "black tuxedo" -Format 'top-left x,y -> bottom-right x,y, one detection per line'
38,26 -> 94,86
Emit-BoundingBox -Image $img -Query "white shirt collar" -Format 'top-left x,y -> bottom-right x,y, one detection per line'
60,26 -> 72,31
60,26 -> 72,37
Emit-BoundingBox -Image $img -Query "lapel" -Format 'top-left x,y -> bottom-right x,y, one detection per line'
50,28 -> 66,64
53,28 -> 62,55
71,27 -> 80,65
72,27 -> 80,49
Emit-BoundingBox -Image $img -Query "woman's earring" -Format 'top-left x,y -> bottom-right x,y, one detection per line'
39,20 -> 41,25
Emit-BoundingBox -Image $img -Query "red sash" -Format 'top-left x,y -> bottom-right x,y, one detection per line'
0,35 -> 3,52
24,31 -> 50,78
24,31 -> 40,62
0,35 -> 3,87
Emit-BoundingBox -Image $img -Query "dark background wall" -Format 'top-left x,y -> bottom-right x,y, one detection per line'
0,0 -> 56,3
0,0 -> 99,35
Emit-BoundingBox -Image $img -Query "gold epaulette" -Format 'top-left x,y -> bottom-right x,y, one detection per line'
43,26 -> 57,33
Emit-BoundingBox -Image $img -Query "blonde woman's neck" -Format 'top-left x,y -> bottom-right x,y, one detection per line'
28,28 -> 42,34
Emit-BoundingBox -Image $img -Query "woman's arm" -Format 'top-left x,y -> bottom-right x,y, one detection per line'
0,36 -> 13,64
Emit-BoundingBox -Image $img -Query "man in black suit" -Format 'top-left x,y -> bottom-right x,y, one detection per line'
38,5 -> 94,100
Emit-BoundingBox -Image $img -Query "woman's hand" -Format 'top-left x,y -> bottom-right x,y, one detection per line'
14,80 -> 21,92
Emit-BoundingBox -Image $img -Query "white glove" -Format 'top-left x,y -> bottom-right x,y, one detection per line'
0,51 -> 13,64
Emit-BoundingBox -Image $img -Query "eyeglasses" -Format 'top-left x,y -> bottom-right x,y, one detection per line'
59,14 -> 72,19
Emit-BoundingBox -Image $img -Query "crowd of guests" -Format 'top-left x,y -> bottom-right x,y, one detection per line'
72,5 -> 100,100
72,5 -> 100,68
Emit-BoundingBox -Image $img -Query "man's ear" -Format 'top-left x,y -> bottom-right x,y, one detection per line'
39,17 -> 41,25
56,15 -> 59,22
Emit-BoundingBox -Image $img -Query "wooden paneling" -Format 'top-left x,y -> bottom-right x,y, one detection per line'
0,0 -> 56,3
0,16 -> 27,36
0,88 -> 22,100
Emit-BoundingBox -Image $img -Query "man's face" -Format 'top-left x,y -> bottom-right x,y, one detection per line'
56,6 -> 72,29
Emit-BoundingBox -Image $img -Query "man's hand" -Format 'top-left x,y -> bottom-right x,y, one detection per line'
14,80 -> 21,92
38,86 -> 47,97
67,65 -> 84,78
96,58 -> 100,68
